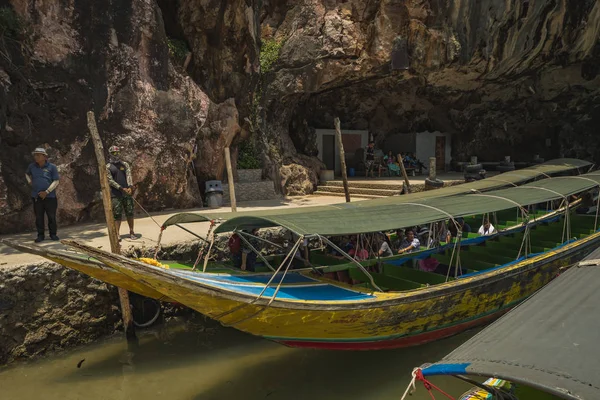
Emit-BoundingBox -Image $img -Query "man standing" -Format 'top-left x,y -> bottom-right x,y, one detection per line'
26,148 -> 60,242
106,146 -> 136,240
365,141 -> 375,178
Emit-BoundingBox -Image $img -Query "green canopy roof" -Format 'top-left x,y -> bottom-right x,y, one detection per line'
162,158 -> 591,231
163,168 -> 600,237
208,173 -> 600,235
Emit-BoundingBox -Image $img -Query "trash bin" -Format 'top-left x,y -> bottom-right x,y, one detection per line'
348,168 -> 355,177
205,180 -> 223,208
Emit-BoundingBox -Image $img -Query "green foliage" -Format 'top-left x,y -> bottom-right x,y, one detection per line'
167,37 -> 189,64
237,137 -> 262,169
0,7 -> 23,38
259,39 -> 283,74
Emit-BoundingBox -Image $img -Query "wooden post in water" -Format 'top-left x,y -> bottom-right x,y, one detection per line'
87,111 -> 136,342
398,153 -> 411,194
334,117 -> 351,203
224,147 -> 237,212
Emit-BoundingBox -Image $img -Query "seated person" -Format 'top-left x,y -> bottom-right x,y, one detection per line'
349,246 -> 369,260
240,227 -> 260,271
448,217 -> 471,238
380,151 -> 401,176
417,226 -> 434,248
419,256 -> 466,276
478,218 -> 497,236
397,229 -> 420,254
392,229 -> 405,250
377,234 -> 394,257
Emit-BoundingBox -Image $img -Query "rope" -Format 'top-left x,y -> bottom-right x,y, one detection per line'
319,235 -> 384,292
445,232 -> 462,282
400,369 -> 456,400
131,196 -> 162,229
153,227 -> 164,260
193,220 -> 216,271
235,229 -> 276,272
213,237 -> 304,321
202,227 -> 216,272
220,237 -> 304,327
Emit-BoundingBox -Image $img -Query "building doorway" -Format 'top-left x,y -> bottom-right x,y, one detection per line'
322,134 -> 335,170
435,136 -> 446,171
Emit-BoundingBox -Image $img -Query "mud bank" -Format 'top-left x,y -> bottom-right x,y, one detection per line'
0,229 -> 285,366
0,262 -> 121,366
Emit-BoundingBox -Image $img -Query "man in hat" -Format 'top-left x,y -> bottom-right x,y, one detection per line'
25,148 -> 60,242
106,145 -> 136,240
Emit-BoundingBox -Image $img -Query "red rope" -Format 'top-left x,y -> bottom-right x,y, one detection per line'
415,369 -> 456,400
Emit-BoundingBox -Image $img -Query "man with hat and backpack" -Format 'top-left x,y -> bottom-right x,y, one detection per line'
106,145 -> 137,240
25,147 -> 60,242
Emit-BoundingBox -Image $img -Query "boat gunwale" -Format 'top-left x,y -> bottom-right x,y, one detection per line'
79,225 -> 600,311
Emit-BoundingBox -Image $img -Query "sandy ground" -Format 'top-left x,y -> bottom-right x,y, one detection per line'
0,195 -> 365,267
0,172 -> 471,267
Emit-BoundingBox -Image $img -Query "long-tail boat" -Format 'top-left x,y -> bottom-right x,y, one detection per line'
406,245 -> 600,400
1,158 -> 590,303
9,166 -> 600,351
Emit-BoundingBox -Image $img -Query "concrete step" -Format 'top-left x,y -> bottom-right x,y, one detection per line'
316,185 -> 401,196
323,180 -> 404,190
313,191 -> 386,199
222,181 -> 280,204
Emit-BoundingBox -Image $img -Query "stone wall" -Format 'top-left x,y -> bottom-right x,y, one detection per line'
0,262 -> 121,365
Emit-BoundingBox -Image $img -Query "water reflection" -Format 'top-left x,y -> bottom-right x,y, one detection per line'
0,320 -> 477,400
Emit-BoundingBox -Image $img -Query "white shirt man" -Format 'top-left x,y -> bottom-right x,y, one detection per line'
478,220 -> 497,236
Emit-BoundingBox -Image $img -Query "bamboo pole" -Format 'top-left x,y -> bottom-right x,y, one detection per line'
398,153 -> 411,194
334,117 -> 351,203
86,111 -> 136,342
224,147 -> 237,212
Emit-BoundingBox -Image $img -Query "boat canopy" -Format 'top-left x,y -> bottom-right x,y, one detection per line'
162,170 -> 600,236
418,246 -> 600,400
163,159 -> 591,232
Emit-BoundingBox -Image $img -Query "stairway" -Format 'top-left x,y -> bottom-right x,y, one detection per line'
222,169 -> 280,204
314,180 -> 404,199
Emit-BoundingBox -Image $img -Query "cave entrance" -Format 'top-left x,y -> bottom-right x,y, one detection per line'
315,129 -> 369,176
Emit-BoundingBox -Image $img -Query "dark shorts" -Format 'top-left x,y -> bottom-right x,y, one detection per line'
112,196 -> 134,220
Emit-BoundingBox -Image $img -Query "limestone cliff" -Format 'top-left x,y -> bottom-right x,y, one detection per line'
259,0 -> 600,174
1,0 -> 598,233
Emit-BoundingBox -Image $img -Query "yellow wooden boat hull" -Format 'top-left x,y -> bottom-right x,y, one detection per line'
71,231 -> 598,350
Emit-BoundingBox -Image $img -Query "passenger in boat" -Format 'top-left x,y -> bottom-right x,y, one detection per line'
448,217 -> 471,239
478,218 -> 497,236
397,229 -> 420,254
377,233 -> 394,257
576,190 -> 598,215
417,227 -> 434,248
240,228 -> 260,271
431,221 -> 451,246
392,229 -> 405,250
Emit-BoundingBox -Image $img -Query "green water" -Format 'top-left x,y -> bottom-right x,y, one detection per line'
0,320 -> 476,400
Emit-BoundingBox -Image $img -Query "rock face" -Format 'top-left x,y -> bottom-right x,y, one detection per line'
1,0 -> 599,232
259,0 -> 600,169
0,0 -> 210,234
0,262 -> 121,365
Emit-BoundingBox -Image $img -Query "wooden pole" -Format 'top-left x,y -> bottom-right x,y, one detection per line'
398,153 -> 411,194
87,111 -> 136,342
429,157 -> 436,180
224,147 -> 237,212
334,117 -> 351,203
